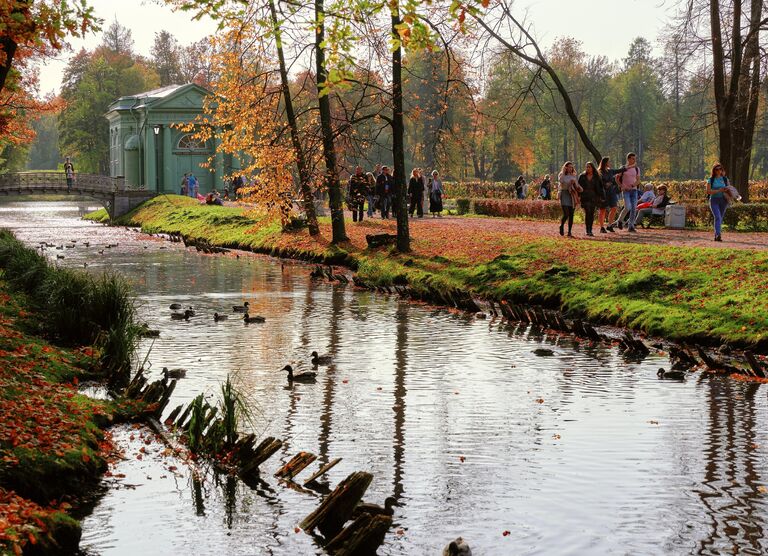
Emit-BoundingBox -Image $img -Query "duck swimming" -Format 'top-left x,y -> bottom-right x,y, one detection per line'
533,348 -> 554,357
443,537 -> 472,556
311,351 -> 332,365
169,303 -> 182,310
243,313 -> 265,324
233,301 -> 250,313
282,364 -> 317,383
657,367 -> 685,380
171,309 -> 194,320
213,312 -> 229,321
163,367 -> 187,379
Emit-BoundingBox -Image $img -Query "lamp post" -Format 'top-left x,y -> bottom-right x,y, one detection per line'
152,125 -> 161,190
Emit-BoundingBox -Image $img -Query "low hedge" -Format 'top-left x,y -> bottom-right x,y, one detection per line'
467,198 -> 768,231
446,179 -> 768,203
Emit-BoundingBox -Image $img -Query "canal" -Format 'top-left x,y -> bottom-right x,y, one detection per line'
2,201 -> 767,555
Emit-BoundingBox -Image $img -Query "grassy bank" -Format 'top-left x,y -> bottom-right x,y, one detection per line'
0,231 -> 145,555
88,195 -> 768,349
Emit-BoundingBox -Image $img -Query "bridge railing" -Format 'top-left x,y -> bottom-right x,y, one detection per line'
0,172 -> 138,193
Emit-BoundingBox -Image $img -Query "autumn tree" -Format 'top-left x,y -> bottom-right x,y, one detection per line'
0,0 -> 97,162
152,31 -> 183,86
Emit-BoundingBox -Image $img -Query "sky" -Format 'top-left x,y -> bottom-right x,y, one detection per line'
35,0 -> 674,96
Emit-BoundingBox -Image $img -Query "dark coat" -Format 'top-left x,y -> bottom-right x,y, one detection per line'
349,174 -> 368,199
376,173 -> 395,197
578,172 -> 603,205
408,176 -> 424,197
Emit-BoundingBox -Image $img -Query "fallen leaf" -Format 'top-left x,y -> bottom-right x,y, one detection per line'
502,530 -> 511,537
459,456 -> 466,463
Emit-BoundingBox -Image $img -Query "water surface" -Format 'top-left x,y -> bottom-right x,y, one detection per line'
2,202 -> 767,555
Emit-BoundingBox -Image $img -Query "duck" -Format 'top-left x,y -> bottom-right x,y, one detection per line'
171,309 -> 194,321
311,351 -> 332,365
56,254 -> 65,259
657,367 -> 685,380
233,301 -> 250,313
185,306 -> 196,316
351,497 -> 396,519
243,313 -> 265,324
213,312 -> 228,321
282,364 -> 317,383
533,348 -> 555,356
162,367 -> 187,379
169,303 -> 182,310
443,537 -> 472,556
83,241 -> 90,247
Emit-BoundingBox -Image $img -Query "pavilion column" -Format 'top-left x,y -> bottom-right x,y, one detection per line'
163,126 -> 173,193
145,126 -> 156,191
214,135 -> 224,192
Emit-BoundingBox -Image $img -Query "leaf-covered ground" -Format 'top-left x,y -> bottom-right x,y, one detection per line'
88,196 -> 768,347
0,286 -> 114,555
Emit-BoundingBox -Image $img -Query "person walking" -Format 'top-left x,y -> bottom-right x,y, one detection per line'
365,171 -> 377,217
539,175 -> 552,200
597,157 -> 617,233
408,168 -> 425,217
557,161 -> 580,237
706,163 -> 730,242
376,166 -> 395,219
578,161 -> 603,237
180,173 -> 189,196
373,163 -> 382,180
428,170 -> 443,217
615,152 -> 641,232
514,175 -> 526,200
63,157 -> 75,192
348,165 -> 368,222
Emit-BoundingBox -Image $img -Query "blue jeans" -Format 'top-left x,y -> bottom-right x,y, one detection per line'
710,196 -> 728,237
380,194 -> 391,218
622,189 -> 639,229
367,194 -> 375,217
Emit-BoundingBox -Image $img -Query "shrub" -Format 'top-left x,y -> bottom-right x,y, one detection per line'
469,199 -> 768,231
456,198 -> 471,215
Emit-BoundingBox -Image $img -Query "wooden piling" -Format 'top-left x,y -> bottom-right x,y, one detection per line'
300,471 -> 373,538
275,452 -> 318,480
325,513 -> 393,555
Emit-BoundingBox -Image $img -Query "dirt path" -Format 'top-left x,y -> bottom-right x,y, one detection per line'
344,212 -> 768,251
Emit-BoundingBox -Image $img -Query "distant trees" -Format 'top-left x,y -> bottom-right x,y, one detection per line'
58,22 -> 160,173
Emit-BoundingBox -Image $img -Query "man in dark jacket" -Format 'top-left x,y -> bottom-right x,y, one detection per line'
375,166 -> 395,219
348,166 -> 368,222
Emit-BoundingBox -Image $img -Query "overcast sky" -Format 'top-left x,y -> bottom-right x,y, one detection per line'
35,0 -> 674,96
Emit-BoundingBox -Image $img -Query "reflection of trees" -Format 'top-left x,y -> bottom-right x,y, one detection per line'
316,285 -> 344,468
392,302 -> 407,503
697,378 -> 764,554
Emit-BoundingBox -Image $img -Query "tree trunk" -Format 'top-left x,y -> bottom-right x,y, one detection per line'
709,0 -> 762,202
269,0 -> 319,235
316,0 -> 348,243
0,37 -> 18,95
391,2 -> 410,252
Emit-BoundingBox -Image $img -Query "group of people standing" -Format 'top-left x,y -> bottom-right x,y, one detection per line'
347,164 -> 444,222
557,152 -> 651,237
180,173 -> 200,198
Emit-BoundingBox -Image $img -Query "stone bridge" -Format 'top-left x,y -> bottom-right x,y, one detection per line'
0,172 -> 156,220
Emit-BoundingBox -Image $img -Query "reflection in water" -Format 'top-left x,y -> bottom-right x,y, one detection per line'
696,378 -> 765,555
2,202 -> 768,555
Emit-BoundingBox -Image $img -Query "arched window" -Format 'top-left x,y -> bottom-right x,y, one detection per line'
177,133 -> 208,151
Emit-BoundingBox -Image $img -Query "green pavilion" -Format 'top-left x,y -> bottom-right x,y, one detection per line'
105,83 -> 238,193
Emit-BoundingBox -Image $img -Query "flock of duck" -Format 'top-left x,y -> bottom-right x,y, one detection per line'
166,302 -> 331,383
169,301 -> 265,324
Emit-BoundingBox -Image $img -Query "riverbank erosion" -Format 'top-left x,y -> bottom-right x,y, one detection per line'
86,195 -> 768,349
0,231 -> 147,555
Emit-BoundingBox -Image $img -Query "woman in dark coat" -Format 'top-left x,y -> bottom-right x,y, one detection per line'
577,161 -> 604,236
407,168 -> 424,217
428,170 -> 444,217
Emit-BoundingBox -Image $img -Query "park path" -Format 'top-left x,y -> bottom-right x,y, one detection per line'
343,212 -> 768,251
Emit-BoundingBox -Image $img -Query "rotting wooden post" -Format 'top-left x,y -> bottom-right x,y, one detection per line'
239,437 -> 283,476
325,513 -> 393,555
303,458 -> 342,486
299,471 -> 373,539
164,404 -> 183,426
275,452 -> 318,480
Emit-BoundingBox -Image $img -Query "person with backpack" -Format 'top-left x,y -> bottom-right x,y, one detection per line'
557,161 -> 580,237
597,157 -> 617,233
615,152 -> 641,233
706,163 -> 730,242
